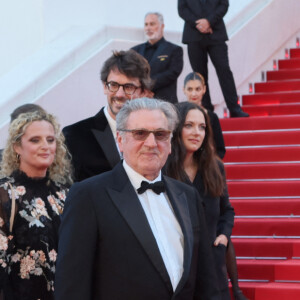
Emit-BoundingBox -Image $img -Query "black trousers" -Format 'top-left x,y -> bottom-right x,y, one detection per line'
187,40 -> 240,112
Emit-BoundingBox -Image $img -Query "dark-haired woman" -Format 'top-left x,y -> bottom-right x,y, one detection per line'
165,102 -> 234,299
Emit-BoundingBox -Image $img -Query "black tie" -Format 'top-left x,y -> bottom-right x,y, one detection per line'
137,180 -> 166,195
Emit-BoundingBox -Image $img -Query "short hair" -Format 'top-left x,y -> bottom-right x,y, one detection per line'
183,72 -> 206,87
10,103 -> 46,123
0,111 -> 72,185
145,12 -> 164,25
116,98 -> 178,132
100,50 -> 153,92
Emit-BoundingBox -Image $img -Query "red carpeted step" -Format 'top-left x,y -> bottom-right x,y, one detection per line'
254,79 -> 300,93
220,115 -> 300,131
238,259 -> 300,282
290,48 -> 300,58
224,146 -> 300,163
223,129 -> 300,146
232,218 -> 300,236
275,260 -> 300,281
228,180 -> 300,197
230,282 -> 267,300
225,163 -> 300,180
242,103 -> 300,116
230,199 -> 300,216
267,69 -> 300,81
278,58 -> 300,69
242,91 -> 300,106
232,238 -> 300,259
255,282 -> 300,300
237,259 -> 278,281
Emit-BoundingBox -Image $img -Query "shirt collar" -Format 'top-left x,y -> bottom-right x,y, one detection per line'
123,160 -> 162,191
104,105 -> 117,139
146,37 -> 165,49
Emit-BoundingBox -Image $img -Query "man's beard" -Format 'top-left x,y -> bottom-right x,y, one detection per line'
109,96 -> 129,116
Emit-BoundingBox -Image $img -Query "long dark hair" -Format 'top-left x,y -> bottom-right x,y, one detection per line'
165,102 -> 224,197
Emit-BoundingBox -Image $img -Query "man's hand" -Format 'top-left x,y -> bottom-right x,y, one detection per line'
196,19 -> 213,34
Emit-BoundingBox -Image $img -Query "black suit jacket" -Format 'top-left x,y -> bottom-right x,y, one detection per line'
62,108 -> 120,181
132,38 -> 183,103
207,110 -> 226,159
55,162 -> 221,300
178,0 -> 229,44
191,164 -> 234,297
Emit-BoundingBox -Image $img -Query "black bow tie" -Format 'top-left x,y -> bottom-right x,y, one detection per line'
137,180 -> 165,195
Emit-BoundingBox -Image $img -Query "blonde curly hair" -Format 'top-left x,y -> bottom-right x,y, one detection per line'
0,111 -> 73,185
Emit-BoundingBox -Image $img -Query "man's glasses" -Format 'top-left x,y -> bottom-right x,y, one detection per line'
118,129 -> 172,141
106,81 -> 141,95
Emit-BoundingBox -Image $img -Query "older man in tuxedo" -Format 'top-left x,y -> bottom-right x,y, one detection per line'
55,98 -> 220,300
62,50 -> 153,181
132,12 -> 183,104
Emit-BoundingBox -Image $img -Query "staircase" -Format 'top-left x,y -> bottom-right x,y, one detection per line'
220,45 -> 300,300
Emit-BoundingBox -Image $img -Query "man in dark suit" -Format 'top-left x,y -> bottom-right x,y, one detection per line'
55,98 -> 220,300
132,12 -> 183,104
178,0 -> 249,117
62,50 -> 153,181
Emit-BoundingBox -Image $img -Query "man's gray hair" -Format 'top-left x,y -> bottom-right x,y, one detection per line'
117,98 -> 178,132
145,12 -> 164,25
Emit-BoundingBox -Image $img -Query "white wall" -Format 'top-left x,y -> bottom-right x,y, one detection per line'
0,0 -> 43,78
0,0 -> 252,78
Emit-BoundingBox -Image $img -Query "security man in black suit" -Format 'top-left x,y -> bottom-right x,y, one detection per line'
178,0 -> 249,117
62,50 -> 153,181
132,12 -> 183,104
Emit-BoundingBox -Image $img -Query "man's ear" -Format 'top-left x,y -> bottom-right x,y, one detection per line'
103,82 -> 109,96
142,89 -> 154,98
117,131 -> 123,152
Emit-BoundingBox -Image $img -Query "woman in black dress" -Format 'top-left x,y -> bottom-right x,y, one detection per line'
182,74 -> 248,300
165,102 -> 234,299
0,110 -> 72,300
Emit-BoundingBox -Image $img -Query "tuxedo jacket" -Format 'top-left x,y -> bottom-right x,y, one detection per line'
132,38 -> 183,103
178,0 -> 229,44
54,162 -> 221,300
62,108 -> 120,181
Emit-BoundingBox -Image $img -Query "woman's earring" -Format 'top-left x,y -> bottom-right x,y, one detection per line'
16,153 -> 20,163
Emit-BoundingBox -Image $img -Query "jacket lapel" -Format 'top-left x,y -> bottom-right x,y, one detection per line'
139,43 -> 147,57
163,176 -> 194,292
106,163 -> 173,292
91,109 -> 120,168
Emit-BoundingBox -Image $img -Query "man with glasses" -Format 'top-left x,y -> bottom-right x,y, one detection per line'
132,12 -> 183,104
63,50 -> 153,181
55,98 -> 221,300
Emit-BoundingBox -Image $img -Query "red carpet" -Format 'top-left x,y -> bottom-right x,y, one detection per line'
220,45 -> 300,299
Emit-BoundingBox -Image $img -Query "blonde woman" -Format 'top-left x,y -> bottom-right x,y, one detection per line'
0,111 -> 72,300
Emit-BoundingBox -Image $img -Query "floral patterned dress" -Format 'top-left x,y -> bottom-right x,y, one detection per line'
0,170 -> 68,300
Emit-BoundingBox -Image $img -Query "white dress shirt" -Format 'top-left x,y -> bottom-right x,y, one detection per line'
123,161 -> 184,291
